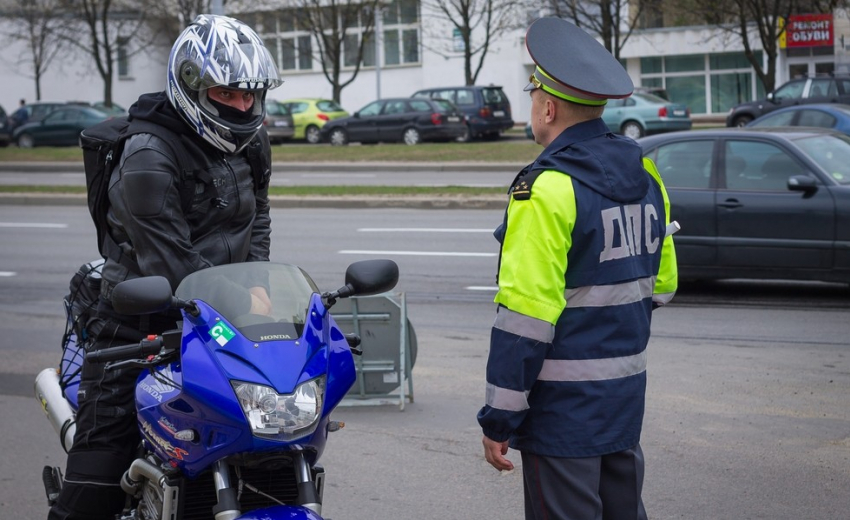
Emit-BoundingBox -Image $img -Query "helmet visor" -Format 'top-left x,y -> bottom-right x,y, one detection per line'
179,43 -> 283,92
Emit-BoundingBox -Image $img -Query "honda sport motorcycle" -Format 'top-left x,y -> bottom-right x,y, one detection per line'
35,259 -> 399,520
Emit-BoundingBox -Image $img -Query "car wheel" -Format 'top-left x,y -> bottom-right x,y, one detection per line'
732,115 -> 753,127
17,133 -> 35,148
329,128 -> 348,146
305,125 -> 321,144
456,124 -> 472,143
403,127 -> 421,145
621,121 -> 645,140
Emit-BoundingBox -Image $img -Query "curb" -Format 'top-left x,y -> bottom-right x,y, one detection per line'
0,193 -> 507,210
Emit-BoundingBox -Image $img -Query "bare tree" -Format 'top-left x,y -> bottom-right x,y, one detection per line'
424,0 -> 522,85
1,0 -> 70,100
290,0 -> 381,103
58,0 -> 162,107
683,0 -> 848,93
542,0 -> 644,60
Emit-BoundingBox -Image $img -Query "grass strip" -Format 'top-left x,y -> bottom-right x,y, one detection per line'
0,140 -> 540,163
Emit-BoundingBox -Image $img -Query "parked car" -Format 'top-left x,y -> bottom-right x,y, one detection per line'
319,97 -> 466,146
12,106 -> 111,147
91,101 -> 127,116
278,98 -> 348,144
726,74 -> 850,127
602,91 -> 692,139
264,99 -> 295,144
747,103 -> 850,136
638,127 -> 850,284
0,104 -> 10,147
8,101 -> 70,131
411,85 -> 513,141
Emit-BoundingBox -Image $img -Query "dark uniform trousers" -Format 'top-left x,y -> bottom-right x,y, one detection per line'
522,445 -> 648,520
48,307 -> 178,520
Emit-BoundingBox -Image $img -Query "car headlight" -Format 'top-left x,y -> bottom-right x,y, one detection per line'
232,377 -> 325,441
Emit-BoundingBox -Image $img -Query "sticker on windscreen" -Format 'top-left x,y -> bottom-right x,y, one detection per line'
210,321 -> 235,346
832,172 -> 845,180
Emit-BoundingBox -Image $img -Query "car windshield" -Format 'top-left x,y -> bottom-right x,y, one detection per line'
793,134 -> 850,185
632,92 -> 667,104
175,263 -> 319,342
482,88 -> 506,104
432,99 -> 456,113
316,100 -> 344,112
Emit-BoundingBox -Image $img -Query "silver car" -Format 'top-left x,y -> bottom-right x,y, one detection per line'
264,100 -> 295,144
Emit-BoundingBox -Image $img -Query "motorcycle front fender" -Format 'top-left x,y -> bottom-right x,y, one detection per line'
235,505 -> 323,520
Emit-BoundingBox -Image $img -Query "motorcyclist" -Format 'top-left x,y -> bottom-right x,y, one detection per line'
48,14 -> 282,520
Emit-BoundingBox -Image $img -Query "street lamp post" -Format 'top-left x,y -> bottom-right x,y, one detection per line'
375,9 -> 383,100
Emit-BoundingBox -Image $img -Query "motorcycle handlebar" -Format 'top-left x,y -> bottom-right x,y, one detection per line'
86,336 -> 164,364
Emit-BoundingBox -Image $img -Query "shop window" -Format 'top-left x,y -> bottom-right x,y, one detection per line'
641,57 -> 662,74
710,52 -> 753,70
666,75 -> 706,114
665,55 -> 704,73
711,73 -> 753,113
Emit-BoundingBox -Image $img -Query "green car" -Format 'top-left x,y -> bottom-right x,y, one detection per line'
602,92 -> 692,140
277,98 -> 349,144
12,106 -> 110,148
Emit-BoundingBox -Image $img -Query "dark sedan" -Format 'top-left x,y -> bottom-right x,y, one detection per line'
638,128 -> 850,284
13,106 -> 111,147
320,98 -> 466,145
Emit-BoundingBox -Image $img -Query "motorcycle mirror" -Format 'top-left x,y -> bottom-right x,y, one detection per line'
111,276 -> 174,315
344,259 -> 399,296
323,259 -> 399,307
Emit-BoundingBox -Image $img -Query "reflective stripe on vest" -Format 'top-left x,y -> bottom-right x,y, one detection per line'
538,350 -> 647,382
565,276 -> 655,308
493,306 -> 555,343
485,382 -> 530,411
653,290 -> 675,306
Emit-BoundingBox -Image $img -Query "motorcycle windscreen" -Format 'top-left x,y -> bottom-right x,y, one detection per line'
176,263 -> 319,343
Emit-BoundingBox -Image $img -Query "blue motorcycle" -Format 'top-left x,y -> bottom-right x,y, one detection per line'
36,259 -> 399,520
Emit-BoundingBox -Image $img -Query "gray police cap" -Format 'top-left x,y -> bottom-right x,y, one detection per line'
525,17 -> 633,105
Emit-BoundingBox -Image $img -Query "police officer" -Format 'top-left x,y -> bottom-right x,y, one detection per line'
477,17 -> 678,520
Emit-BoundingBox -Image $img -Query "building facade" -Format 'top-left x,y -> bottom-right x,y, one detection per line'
2,3 -> 850,126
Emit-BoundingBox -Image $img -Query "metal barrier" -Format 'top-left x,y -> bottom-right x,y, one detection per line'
331,293 -> 417,410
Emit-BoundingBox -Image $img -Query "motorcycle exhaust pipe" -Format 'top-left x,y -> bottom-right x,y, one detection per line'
35,368 -> 77,453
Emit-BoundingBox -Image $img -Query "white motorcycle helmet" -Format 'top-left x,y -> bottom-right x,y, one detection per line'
167,14 -> 283,154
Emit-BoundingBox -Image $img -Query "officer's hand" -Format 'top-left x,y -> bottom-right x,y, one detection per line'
249,286 -> 273,315
482,435 -> 514,471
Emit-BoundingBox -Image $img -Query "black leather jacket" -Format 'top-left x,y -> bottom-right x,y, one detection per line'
100,92 -> 271,300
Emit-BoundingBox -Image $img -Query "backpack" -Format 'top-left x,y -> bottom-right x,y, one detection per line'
79,116 -> 271,266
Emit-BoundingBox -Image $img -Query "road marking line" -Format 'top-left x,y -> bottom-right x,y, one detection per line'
0,272 -> 16,277
303,173 -> 377,178
339,250 -> 496,257
357,228 -> 493,233
466,286 -> 499,291
0,223 -> 68,228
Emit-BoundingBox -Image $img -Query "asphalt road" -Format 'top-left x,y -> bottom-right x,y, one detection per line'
1,205 -> 848,519
0,164 -> 519,188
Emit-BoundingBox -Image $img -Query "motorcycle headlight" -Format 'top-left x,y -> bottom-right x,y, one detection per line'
232,377 -> 325,441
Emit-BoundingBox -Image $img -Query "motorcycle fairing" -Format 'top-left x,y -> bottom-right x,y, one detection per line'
136,294 -> 356,477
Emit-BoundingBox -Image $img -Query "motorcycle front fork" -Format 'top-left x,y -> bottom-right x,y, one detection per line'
212,452 -> 323,520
